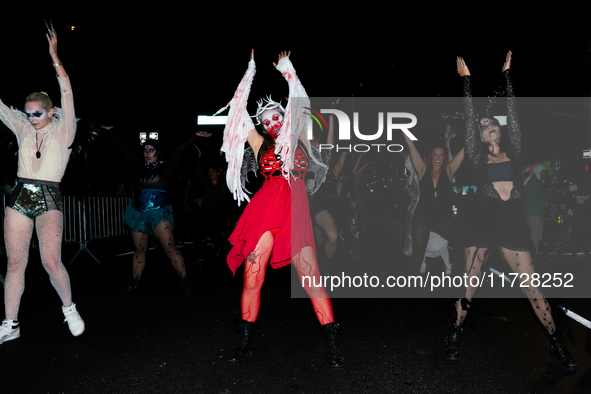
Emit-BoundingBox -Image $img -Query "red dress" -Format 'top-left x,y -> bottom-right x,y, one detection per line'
227,145 -> 315,275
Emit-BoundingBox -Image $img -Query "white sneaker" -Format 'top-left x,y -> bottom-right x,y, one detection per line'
62,303 -> 85,337
0,319 -> 20,344
445,264 -> 453,275
420,262 -> 427,274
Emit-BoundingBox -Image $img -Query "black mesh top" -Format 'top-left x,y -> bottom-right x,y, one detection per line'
463,70 -> 523,201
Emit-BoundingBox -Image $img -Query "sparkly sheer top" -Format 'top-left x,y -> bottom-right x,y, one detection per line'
463,70 -> 523,200
0,76 -> 76,183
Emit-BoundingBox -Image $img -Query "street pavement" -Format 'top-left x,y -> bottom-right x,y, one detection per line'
1,237 -> 590,394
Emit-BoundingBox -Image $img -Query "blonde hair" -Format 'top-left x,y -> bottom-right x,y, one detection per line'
25,92 -> 53,111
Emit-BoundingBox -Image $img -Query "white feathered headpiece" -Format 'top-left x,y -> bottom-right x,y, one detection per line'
254,95 -> 285,125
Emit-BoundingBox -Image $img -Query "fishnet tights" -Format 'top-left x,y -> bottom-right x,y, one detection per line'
454,247 -> 555,334
4,208 -> 72,319
130,220 -> 186,283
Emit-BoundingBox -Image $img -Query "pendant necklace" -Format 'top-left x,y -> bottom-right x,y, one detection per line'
35,129 -> 43,159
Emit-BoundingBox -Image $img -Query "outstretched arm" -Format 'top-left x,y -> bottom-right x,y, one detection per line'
331,152 -> 347,180
274,51 -> 309,139
448,147 -> 465,180
246,50 -> 264,157
167,131 -> 211,174
502,51 -> 521,154
317,99 -> 339,167
100,126 -> 137,163
274,51 -> 327,189
216,49 -> 259,205
47,24 -> 76,147
445,131 -> 465,179
0,99 -> 27,135
457,56 -> 481,170
403,132 -> 427,180
326,99 -> 339,145
47,22 -> 67,79
0,27 -> 71,134
274,52 -> 309,167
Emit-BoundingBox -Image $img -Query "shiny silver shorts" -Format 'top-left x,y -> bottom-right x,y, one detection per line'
6,178 -> 63,219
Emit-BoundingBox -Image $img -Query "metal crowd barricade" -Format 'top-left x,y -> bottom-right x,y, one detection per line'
1,194 -> 131,287
1,194 -> 130,260
68,195 -> 131,265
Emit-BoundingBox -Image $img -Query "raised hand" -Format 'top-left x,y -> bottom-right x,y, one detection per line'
444,130 -> 454,149
502,50 -> 512,72
273,51 -> 290,68
45,20 -> 66,78
456,56 -> 470,77
45,20 -> 59,59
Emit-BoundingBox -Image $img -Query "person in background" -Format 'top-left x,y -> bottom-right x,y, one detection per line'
524,162 -> 550,255
103,126 -> 210,296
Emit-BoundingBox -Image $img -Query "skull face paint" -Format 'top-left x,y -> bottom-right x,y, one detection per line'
143,145 -> 159,164
25,110 -> 47,120
260,108 -> 284,139
478,117 -> 501,144
24,101 -> 53,130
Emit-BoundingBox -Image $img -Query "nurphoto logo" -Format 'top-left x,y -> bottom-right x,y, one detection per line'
304,108 -> 417,153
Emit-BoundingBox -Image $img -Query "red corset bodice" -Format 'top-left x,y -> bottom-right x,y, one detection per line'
260,146 -> 308,181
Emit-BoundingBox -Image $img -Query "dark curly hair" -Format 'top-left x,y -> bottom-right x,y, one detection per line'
476,117 -> 513,157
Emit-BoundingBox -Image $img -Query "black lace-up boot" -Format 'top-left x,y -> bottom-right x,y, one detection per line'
122,279 -> 140,294
444,324 -> 463,361
321,322 -> 345,368
549,331 -> 577,371
228,320 -> 256,363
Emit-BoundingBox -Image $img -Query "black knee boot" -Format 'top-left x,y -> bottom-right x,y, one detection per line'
228,320 -> 256,363
549,331 -> 576,371
321,322 -> 345,368
445,299 -> 469,361
444,324 -> 463,361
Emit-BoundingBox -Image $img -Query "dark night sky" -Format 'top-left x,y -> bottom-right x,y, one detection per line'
2,7 -> 591,186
